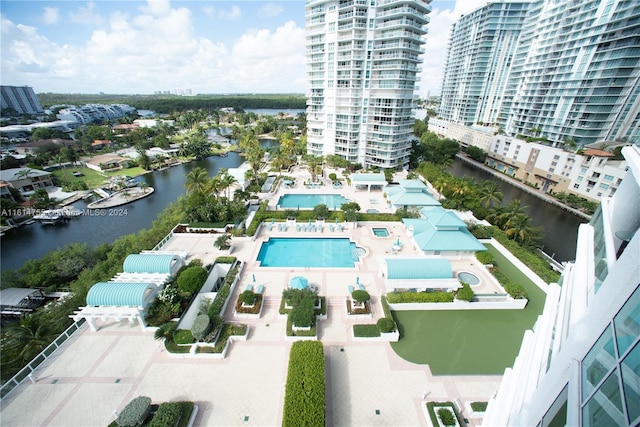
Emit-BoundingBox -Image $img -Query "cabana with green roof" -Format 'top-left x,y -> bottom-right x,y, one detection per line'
382,258 -> 461,292
402,207 -> 487,256
350,172 -> 387,192
73,281 -> 159,331
384,179 -> 440,210
123,253 -> 183,277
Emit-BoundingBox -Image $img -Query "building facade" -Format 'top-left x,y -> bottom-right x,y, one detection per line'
305,0 -> 431,169
438,2 -> 530,126
0,86 -> 44,115
483,144 -> 640,426
439,0 -> 640,147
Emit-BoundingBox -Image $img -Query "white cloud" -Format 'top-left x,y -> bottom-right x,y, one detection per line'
68,1 -> 104,26
259,3 -> 284,17
419,0 -> 490,96
41,7 -> 60,25
0,5 -> 306,94
202,5 -> 242,20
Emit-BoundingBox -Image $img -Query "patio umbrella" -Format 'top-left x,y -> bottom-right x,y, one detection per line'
396,237 -> 401,246
289,276 -> 309,290
356,276 -> 360,285
252,274 -> 256,283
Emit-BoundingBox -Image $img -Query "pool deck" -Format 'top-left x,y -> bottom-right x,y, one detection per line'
0,170 -> 505,427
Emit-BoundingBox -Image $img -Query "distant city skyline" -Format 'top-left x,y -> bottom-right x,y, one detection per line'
0,0 -> 492,96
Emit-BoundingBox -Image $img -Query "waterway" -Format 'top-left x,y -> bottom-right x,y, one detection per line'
1,153 -> 244,271
450,159 -> 587,262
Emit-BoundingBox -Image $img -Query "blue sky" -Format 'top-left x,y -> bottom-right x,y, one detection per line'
1,0 -> 489,96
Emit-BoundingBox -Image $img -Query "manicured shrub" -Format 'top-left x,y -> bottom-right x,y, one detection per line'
116,396 -> 152,427
504,283 -> 528,299
386,291 -> 454,303
438,408 -> 456,426
177,266 -> 208,294
241,290 -> 256,305
456,283 -> 474,302
282,341 -> 325,427
290,297 -> 315,327
147,402 -> 182,427
475,251 -> 494,265
376,317 -> 396,333
351,289 -> 370,303
215,256 -> 237,264
190,314 -> 211,341
207,264 -> 239,318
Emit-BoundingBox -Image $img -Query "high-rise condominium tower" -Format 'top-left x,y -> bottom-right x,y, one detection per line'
305,0 -> 431,169
1,85 -> 44,115
439,0 -> 640,146
439,2 -> 531,126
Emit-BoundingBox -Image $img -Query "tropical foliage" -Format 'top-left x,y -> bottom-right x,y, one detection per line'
115,396 -> 152,427
183,167 -> 246,224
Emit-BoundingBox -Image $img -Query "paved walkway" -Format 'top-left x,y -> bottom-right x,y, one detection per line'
86,187 -> 154,209
0,318 -> 501,427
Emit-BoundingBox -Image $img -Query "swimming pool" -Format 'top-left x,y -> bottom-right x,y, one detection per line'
257,238 -> 363,267
458,272 -> 481,286
277,194 -> 351,209
372,227 -> 389,237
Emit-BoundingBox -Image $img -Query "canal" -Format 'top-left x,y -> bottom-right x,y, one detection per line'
450,159 -> 588,262
1,153 -> 244,271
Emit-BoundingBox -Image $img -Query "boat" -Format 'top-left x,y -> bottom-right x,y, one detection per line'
33,210 -> 64,225
32,208 -> 82,225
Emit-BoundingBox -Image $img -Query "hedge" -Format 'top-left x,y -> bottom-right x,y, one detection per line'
475,251 -> 494,265
177,266 -> 208,294
207,263 -> 239,319
377,317 -> 396,333
173,329 -> 195,345
282,341 -> 325,427
386,291 -> 454,304
455,283 -> 474,301
116,396 -> 152,427
147,402 -> 182,427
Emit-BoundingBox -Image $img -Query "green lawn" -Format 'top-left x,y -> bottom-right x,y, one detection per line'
52,166 -> 147,189
389,243 -> 547,375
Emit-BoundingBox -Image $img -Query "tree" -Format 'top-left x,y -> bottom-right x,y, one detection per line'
312,204 -> 329,219
1,313 -> 60,368
218,169 -> 237,199
30,188 -> 56,209
177,265 -> 208,294
214,234 -> 231,250
186,132 -> 211,160
184,167 -> 209,195
478,181 -> 503,209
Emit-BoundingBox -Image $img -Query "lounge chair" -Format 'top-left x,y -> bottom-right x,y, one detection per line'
358,284 -> 365,290
329,224 -> 334,232
256,285 -> 264,294
337,224 -> 343,232
246,284 -> 253,292
348,285 -> 355,294
296,224 -> 301,232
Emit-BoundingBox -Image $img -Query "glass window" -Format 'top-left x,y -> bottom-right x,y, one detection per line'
582,369 -> 625,426
604,174 -> 614,181
614,286 -> 640,355
541,385 -> 568,427
621,343 -> 640,424
582,325 -> 616,400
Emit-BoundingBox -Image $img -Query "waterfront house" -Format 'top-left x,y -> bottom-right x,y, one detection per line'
85,154 -> 131,172
0,167 -> 53,195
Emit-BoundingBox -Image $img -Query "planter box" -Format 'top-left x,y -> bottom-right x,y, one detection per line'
388,298 -> 527,311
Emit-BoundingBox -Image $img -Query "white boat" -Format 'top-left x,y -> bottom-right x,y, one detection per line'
33,210 -> 64,225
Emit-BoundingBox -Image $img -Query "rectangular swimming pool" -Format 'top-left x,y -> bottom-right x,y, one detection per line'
277,194 -> 351,209
257,238 -> 363,268
372,227 -> 389,237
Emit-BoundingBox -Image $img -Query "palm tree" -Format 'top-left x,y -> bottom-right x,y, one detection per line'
184,167 -> 209,195
504,213 -> 539,245
2,313 -> 60,366
154,321 -> 177,342
218,169 -> 237,199
478,181 -> 504,209
496,199 -> 527,231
